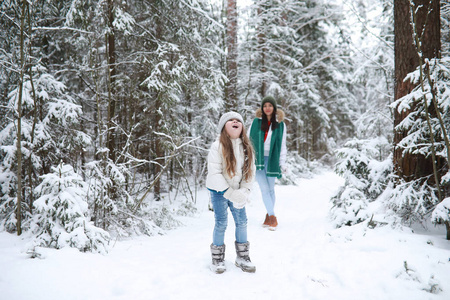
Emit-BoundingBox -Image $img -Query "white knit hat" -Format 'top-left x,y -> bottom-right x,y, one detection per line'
218,111 -> 244,133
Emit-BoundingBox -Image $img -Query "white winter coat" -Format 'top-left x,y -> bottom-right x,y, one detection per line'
206,138 -> 255,193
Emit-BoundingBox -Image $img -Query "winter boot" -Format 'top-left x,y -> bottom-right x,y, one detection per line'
262,214 -> 270,227
210,244 -> 226,274
235,241 -> 256,273
268,215 -> 278,231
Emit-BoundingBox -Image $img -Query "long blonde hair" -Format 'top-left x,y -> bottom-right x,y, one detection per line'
219,126 -> 254,181
219,126 -> 254,182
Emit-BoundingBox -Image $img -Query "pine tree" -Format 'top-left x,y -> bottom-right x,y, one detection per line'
393,0 -> 441,180
330,0 -> 395,227
31,162 -> 109,254
0,0 -> 90,233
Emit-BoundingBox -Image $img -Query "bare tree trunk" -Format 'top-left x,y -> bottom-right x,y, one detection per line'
446,221 -> 450,240
105,0 -> 118,210
94,64 -> 103,227
257,5 -> 267,98
151,14 -> 165,202
16,0 -> 28,236
153,94 -> 163,201
26,3 -> 37,215
393,0 -> 441,181
106,0 -> 117,162
225,0 -> 238,109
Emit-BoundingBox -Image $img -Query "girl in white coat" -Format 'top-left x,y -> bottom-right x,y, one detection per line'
206,112 -> 256,274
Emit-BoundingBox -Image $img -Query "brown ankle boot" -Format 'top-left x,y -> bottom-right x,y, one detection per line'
263,214 -> 270,227
269,215 -> 278,231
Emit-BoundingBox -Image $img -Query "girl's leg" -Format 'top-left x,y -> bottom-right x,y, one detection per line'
229,204 -> 248,244
210,190 -> 228,246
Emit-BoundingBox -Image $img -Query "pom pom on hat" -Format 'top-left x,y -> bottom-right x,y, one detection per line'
261,96 -> 277,110
218,111 -> 244,132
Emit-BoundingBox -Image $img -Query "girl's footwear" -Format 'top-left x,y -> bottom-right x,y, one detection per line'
235,241 -> 256,273
268,215 -> 278,231
262,214 -> 270,227
210,244 -> 226,274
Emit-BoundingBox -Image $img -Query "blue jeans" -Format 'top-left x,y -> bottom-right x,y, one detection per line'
255,156 -> 276,216
210,189 -> 248,246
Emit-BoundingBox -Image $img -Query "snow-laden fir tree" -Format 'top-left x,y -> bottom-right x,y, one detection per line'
0,0 -> 91,234
330,0 -> 394,227
0,64 -> 90,232
330,137 -> 392,227
31,162 -> 110,254
388,0 -> 444,235
391,57 -> 450,232
332,2 -> 450,239
432,197 -> 450,239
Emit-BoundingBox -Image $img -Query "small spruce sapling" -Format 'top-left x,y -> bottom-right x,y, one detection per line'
30,162 -> 110,254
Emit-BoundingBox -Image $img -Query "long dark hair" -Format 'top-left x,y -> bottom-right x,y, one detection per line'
261,108 -> 278,131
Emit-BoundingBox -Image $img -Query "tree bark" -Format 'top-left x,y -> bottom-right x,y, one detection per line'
446,220 -> 450,240
393,0 -> 441,181
257,5 -> 267,98
16,0 -> 28,236
106,0 -> 117,162
225,0 -> 238,109
151,11 -> 164,202
27,3 -> 37,215
153,93 -> 163,201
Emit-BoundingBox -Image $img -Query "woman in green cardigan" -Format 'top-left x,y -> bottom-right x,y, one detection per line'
249,96 -> 287,230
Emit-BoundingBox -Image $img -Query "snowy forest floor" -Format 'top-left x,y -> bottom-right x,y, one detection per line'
1,170 -> 450,300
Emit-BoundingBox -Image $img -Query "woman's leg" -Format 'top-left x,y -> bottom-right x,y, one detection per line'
255,156 -> 276,216
229,204 -> 248,244
256,169 -> 275,216
210,190 -> 228,246
267,175 -> 276,208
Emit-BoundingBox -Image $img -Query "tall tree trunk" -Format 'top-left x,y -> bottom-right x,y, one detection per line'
446,221 -> 450,240
153,93 -> 162,201
257,5 -> 267,98
393,0 -> 441,181
225,0 -> 238,109
106,0 -> 117,162
94,65 -> 103,227
16,0 -> 28,236
27,3 -> 37,215
152,10 -> 164,202
105,0 -> 118,209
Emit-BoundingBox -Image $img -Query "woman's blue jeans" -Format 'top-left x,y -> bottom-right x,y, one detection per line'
210,189 -> 248,246
255,156 -> 276,216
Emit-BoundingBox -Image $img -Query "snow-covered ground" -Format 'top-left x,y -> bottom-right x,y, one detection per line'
1,170 -> 449,300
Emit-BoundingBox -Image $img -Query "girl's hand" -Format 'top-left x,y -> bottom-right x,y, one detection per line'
233,200 -> 246,209
224,188 -> 248,208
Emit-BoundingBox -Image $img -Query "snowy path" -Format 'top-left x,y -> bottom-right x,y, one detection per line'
1,170 -> 449,300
